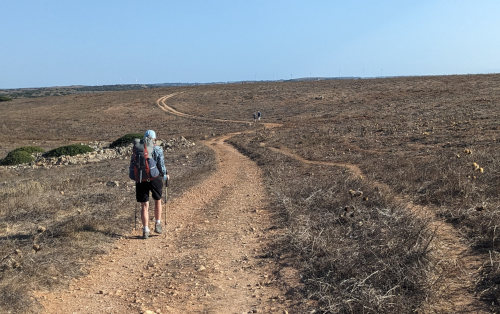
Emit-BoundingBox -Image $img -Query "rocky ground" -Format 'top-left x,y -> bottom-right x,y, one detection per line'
3,137 -> 197,170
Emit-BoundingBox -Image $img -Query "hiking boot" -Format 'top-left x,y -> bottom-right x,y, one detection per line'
143,229 -> 150,239
154,222 -> 163,234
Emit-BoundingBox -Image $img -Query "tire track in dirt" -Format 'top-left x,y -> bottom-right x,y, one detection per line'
156,95 -> 282,129
268,145 -> 365,179
157,94 -> 252,125
158,93 -> 488,312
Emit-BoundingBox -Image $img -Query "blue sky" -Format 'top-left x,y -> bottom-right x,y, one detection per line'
1,0 -> 499,88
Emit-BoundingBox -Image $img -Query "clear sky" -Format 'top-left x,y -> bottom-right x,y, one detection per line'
1,0 -> 499,88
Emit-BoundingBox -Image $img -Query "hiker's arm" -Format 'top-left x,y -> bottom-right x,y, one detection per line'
154,146 -> 167,176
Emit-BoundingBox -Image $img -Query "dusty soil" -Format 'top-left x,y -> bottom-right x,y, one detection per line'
36,104 -> 294,313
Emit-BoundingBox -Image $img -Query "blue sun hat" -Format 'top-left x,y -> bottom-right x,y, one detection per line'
144,130 -> 156,139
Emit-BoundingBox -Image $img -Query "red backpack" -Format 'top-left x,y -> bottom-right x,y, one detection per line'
129,138 -> 160,182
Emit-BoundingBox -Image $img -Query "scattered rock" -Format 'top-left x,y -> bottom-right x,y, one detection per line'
106,181 -> 119,187
32,244 -> 41,252
348,189 -> 363,197
37,226 -> 46,233
2,137 -> 196,169
475,204 -> 486,211
197,265 -> 206,272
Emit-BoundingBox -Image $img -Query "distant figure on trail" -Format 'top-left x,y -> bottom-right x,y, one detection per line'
257,111 -> 261,121
253,112 -> 257,123
129,130 -> 169,239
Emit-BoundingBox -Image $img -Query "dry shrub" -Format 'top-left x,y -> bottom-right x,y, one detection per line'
0,180 -> 44,199
359,143 -> 499,307
478,250 -> 500,307
0,280 -> 40,313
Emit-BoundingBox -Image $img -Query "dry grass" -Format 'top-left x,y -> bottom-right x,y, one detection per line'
0,144 -> 215,313
212,74 -> 498,311
230,133 -> 432,312
1,73 -> 498,312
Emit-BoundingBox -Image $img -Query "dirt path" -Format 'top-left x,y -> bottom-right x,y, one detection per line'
36,108 -> 291,312
156,94 -> 252,125
156,95 -> 281,129
268,146 -> 365,179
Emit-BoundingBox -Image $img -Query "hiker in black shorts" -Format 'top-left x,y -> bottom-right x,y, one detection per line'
129,130 -> 168,239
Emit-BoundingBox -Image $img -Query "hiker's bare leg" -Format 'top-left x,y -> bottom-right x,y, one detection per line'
154,199 -> 162,221
141,202 -> 149,227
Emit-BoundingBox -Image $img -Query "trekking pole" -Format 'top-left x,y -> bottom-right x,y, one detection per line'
134,183 -> 137,230
164,177 -> 169,227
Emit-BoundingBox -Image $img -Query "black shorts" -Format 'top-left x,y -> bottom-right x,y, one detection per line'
136,176 -> 163,202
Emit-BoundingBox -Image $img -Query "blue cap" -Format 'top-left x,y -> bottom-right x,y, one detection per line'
144,130 -> 156,139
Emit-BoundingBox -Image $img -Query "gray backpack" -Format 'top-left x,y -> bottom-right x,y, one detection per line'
129,138 -> 160,182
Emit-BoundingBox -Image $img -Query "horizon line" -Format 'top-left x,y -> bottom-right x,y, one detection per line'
1,72 -> 499,91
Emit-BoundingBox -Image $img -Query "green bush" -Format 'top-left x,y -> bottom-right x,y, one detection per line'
44,144 -> 93,158
109,133 -> 142,148
11,146 -> 45,154
1,150 -> 34,165
0,95 -> 12,102
1,146 -> 44,165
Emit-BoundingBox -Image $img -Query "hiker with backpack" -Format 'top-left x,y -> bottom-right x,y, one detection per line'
129,130 -> 169,239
